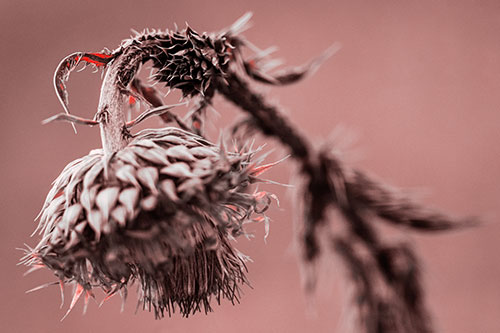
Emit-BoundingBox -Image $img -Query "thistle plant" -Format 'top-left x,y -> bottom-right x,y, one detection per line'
22,13 -> 474,332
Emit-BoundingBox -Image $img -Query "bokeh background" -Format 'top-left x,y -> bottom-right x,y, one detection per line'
1,0 -> 499,332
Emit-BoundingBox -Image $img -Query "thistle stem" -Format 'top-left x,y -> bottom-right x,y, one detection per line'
97,49 -> 146,156
217,72 -> 315,173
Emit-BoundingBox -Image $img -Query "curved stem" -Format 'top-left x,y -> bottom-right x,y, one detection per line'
97,49 -> 146,156
97,63 -> 128,156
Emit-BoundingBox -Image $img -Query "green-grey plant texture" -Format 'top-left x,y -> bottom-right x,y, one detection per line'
21,13 -> 474,332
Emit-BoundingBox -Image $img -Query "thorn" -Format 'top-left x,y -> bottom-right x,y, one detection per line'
26,281 -> 59,294
59,280 -> 65,309
99,289 -> 117,308
22,264 -> 44,276
82,290 -> 93,315
250,155 -> 290,177
119,288 -> 127,313
130,28 -> 140,37
61,284 -> 84,321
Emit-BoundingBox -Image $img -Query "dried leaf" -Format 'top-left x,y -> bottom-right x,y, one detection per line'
117,150 -> 141,168
136,167 -> 159,194
141,195 -> 158,211
118,187 -> 140,217
111,206 -> 128,227
189,146 -> 219,158
60,204 -> 83,236
87,210 -> 103,240
160,135 -> 186,146
160,179 -> 179,201
82,159 -> 104,190
166,145 -> 196,162
116,165 -> 140,187
177,177 -> 203,197
134,146 -> 169,165
160,162 -> 194,178
80,184 -> 100,214
95,187 -> 120,222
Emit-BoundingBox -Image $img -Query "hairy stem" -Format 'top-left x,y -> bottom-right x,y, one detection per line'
96,46 -> 150,156
217,72 -> 315,172
97,62 -> 129,156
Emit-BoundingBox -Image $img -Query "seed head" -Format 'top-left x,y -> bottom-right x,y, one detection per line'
23,127 -> 275,318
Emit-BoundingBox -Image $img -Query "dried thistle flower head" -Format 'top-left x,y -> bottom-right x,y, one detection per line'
20,14 -> 289,319
23,126 -> 276,318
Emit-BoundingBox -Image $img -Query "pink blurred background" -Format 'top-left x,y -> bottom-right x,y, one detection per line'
1,0 -> 499,332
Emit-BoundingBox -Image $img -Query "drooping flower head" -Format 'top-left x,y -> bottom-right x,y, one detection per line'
22,13 -> 283,319
23,126 -> 276,318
